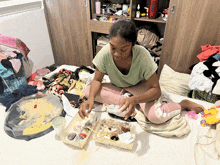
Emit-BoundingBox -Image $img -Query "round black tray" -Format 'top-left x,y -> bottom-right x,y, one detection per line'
4,93 -> 65,141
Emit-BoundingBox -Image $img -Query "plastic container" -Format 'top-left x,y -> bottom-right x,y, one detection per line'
136,4 -> 140,18
52,117 -> 66,137
95,0 -> 101,14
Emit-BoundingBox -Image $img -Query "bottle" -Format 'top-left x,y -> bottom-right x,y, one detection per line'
95,0 -> 101,14
136,4 -> 140,18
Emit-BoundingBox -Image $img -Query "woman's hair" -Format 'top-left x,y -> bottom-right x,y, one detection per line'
109,20 -> 137,46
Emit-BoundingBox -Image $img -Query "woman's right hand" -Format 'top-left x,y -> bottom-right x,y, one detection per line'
78,98 -> 94,119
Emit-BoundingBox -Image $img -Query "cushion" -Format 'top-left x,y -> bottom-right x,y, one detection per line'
159,64 -> 191,96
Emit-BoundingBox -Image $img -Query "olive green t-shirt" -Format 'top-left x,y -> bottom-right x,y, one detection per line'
93,44 -> 157,88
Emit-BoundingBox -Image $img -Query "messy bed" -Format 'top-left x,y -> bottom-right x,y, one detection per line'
1,61 -> 220,165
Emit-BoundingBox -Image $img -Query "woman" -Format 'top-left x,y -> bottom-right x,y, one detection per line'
79,20 -> 204,124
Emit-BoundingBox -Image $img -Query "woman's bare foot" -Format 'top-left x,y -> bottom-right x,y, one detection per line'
179,99 -> 205,114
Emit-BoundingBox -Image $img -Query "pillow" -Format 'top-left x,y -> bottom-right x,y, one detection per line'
159,64 -> 191,96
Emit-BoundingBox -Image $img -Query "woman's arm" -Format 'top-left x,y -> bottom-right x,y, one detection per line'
79,68 -> 104,118
87,68 -> 105,100
131,72 -> 161,103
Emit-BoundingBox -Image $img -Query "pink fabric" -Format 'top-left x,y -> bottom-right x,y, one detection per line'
197,44 -> 220,62
0,34 -> 30,61
0,52 -> 7,61
28,80 -> 45,90
36,68 -> 50,77
3,51 -> 17,58
85,81 -> 181,124
9,59 -> 21,73
85,83 -> 124,105
146,102 -> 181,124
186,110 -> 198,120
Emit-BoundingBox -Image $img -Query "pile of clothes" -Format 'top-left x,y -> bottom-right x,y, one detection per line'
188,44 -> 220,96
42,65 -> 95,107
0,34 -> 30,96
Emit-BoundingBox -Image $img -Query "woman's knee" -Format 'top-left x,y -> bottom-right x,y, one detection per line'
146,102 -> 181,124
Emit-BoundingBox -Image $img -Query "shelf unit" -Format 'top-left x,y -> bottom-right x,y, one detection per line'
134,17 -> 166,23
88,0 -> 170,59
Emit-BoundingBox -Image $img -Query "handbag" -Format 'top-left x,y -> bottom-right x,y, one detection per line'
0,54 -> 27,100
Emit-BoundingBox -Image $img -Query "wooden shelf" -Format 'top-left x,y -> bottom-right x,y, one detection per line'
134,17 -> 166,24
93,14 -> 130,20
89,20 -> 113,34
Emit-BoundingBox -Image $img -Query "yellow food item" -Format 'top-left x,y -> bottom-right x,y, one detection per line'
23,114 -> 52,135
20,98 -> 56,118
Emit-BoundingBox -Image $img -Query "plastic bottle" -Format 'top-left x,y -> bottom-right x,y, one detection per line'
95,0 -> 101,14
136,4 -> 140,18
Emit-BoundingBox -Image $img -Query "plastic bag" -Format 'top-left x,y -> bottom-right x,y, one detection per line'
137,25 -> 159,49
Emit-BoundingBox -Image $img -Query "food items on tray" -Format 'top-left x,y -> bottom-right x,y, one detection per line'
97,119 -> 132,140
60,114 -> 99,149
67,133 -> 77,141
94,119 -> 135,150
64,117 -> 96,142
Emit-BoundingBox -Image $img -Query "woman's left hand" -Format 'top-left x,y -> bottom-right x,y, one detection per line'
119,97 -> 137,120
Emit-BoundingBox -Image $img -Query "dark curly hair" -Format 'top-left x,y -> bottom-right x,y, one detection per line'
109,20 -> 137,46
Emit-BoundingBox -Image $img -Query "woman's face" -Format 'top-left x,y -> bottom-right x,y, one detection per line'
109,36 -> 134,61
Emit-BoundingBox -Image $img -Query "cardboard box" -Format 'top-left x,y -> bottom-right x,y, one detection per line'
60,113 -> 99,149
93,119 -> 136,150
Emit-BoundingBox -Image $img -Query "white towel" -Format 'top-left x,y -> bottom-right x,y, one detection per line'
135,110 -> 191,137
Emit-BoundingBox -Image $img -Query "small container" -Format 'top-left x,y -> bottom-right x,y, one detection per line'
136,4 -> 140,18
52,117 -> 66,137
95,0 -> 101,14
79,128 -> 90,139
67,133 -> 77,141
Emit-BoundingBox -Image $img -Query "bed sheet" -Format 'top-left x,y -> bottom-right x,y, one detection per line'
0,90 -> 220,165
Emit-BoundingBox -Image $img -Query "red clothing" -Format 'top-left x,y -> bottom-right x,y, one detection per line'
197,44 -> 220,62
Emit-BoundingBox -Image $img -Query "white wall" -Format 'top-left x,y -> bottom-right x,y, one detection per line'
0,0 -> 55,78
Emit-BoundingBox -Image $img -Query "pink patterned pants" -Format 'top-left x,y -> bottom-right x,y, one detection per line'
85,81 -> 181,124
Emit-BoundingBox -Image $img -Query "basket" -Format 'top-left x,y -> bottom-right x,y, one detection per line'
0,56 -> 27,100
192,90 -> 220,103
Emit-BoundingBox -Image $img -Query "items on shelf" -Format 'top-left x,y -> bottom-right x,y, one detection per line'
137,25 -> 160,49
148,38 -> 164,57
95,0 -> 101,14
148,0 -> 158,19
98,16 -> 118,22
97,35 -> 110,47
95,1 -> 130,21
162,8 -> 169,21
136,4 -> 140,18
